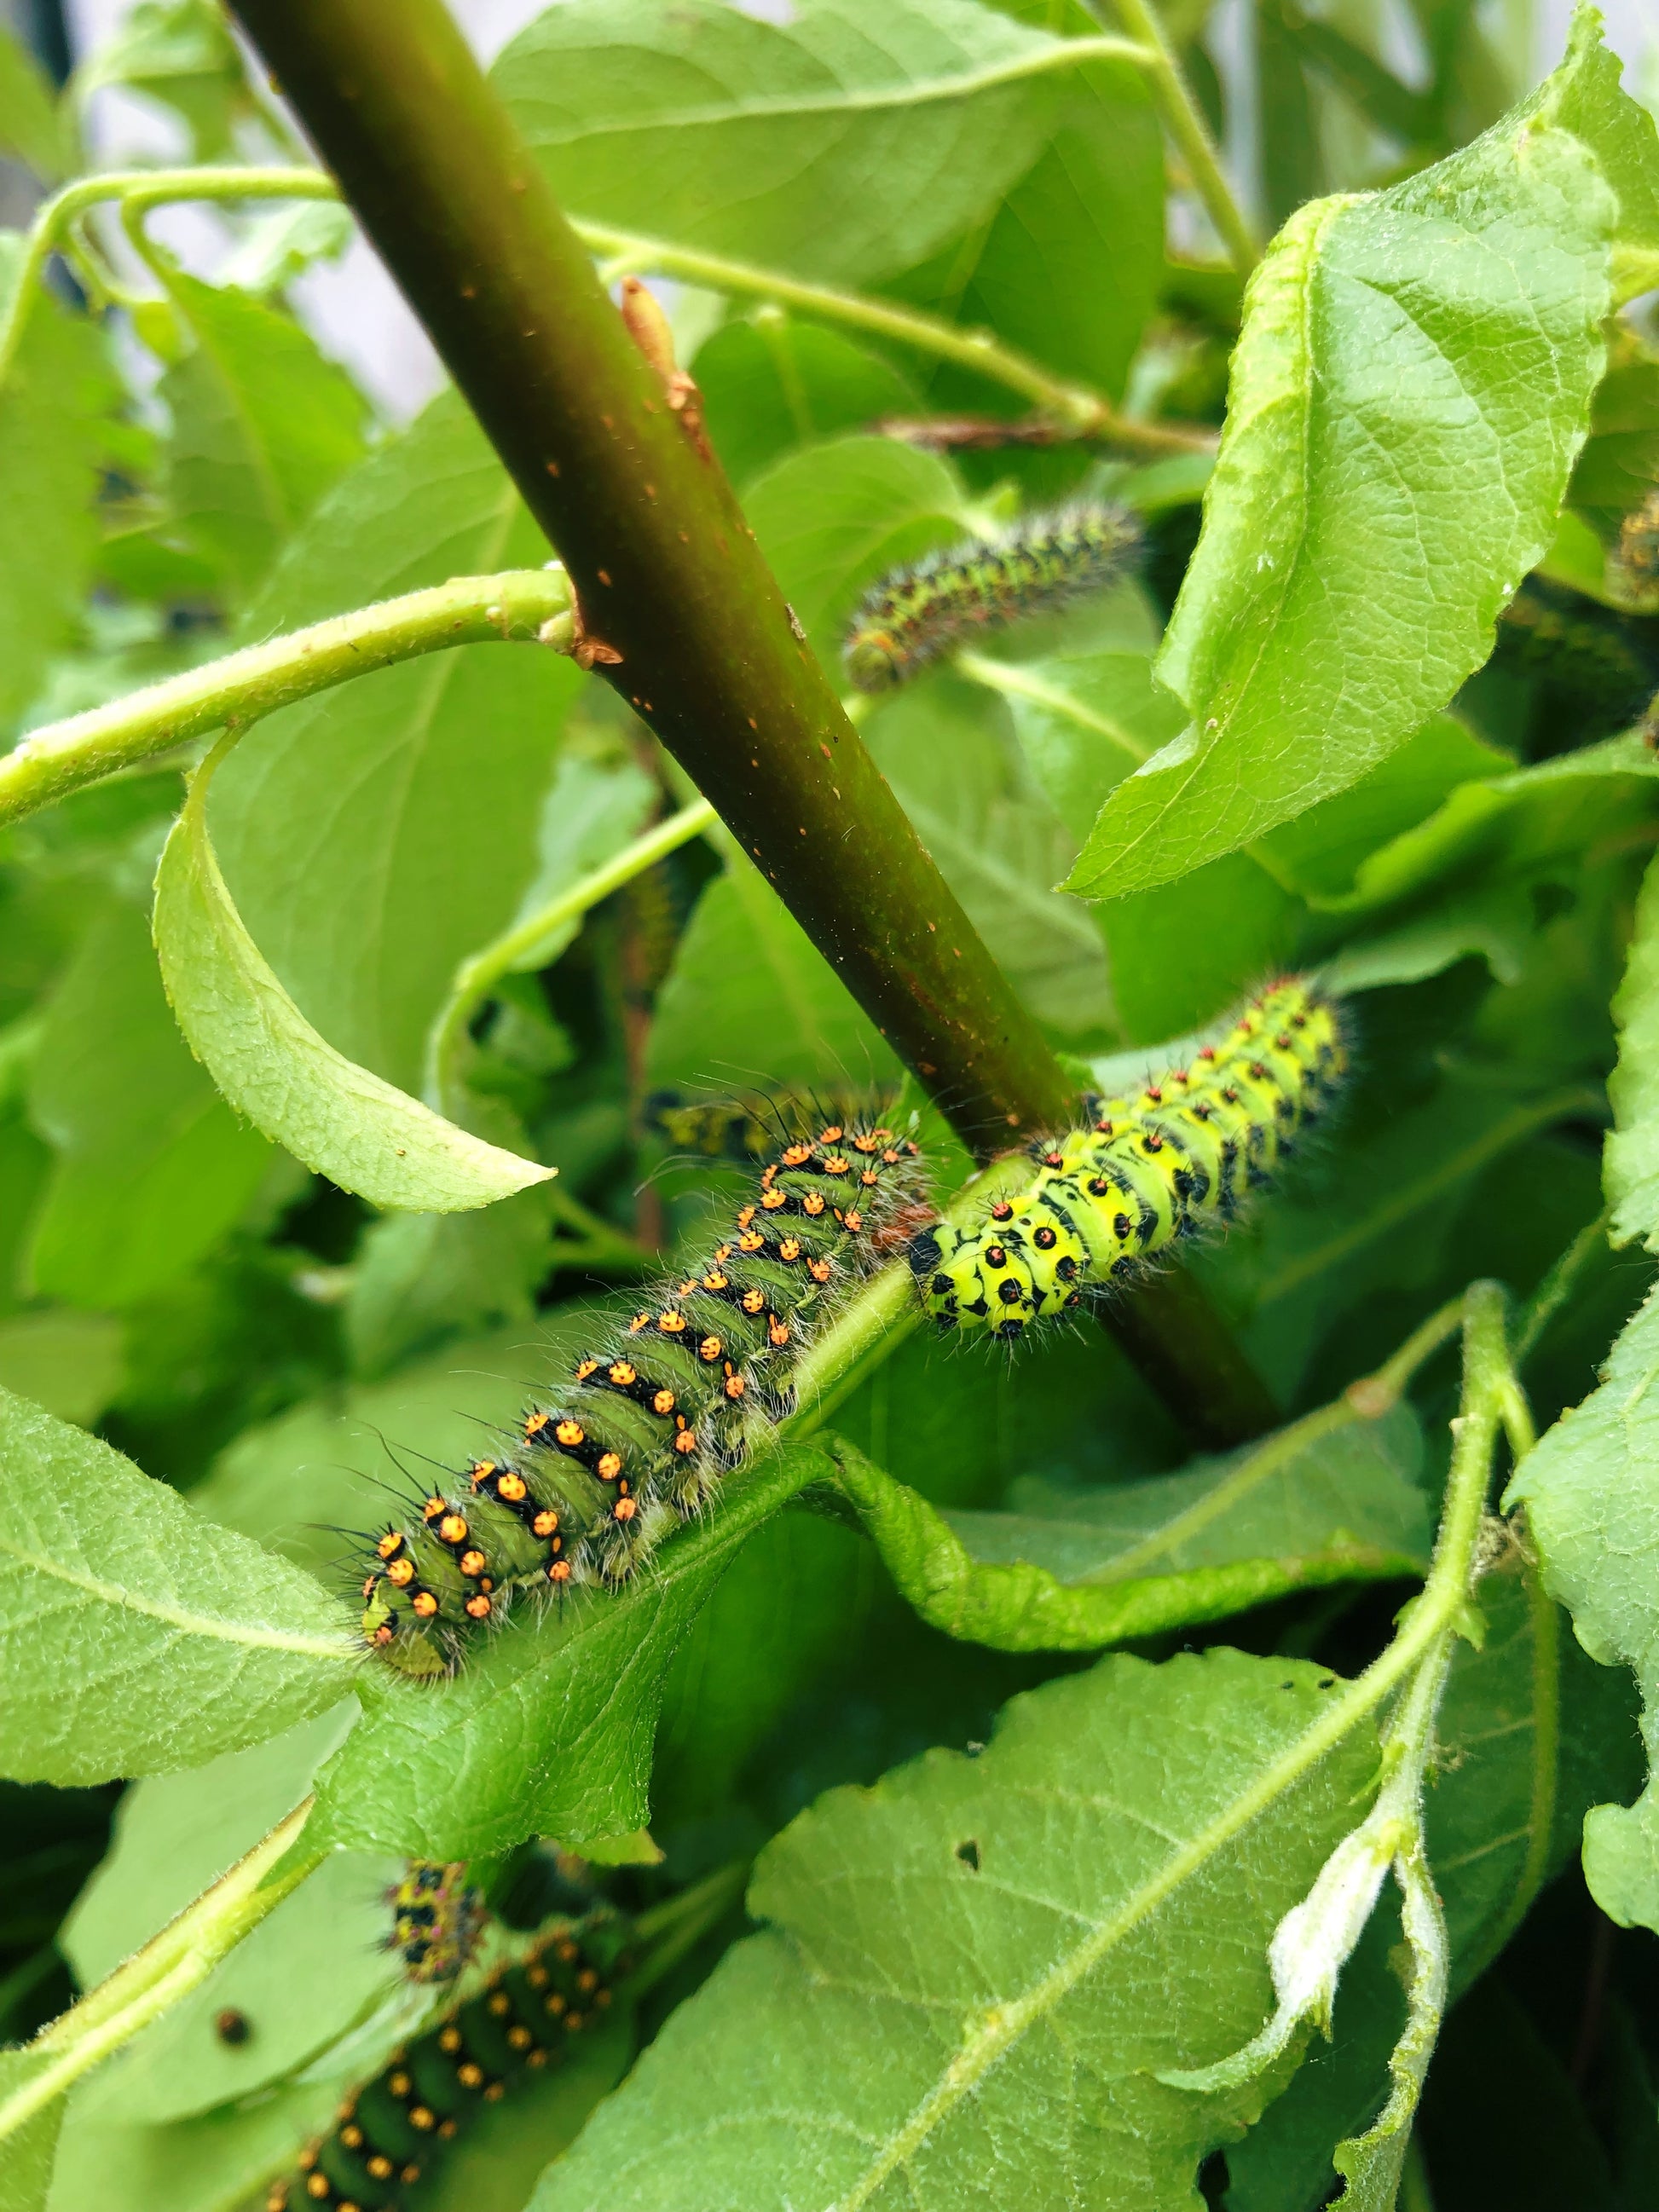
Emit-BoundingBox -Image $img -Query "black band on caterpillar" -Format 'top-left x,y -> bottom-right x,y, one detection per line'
358,1116 -> 927,1672
386,1862 -> 486,1985
910,978 -> 1346,1342
842,500 -> 1142,694
269,1920 -> 623,2212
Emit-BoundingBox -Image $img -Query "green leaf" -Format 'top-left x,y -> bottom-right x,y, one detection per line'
0,1383 -> 357,1785
63,1710 -> 396,2127
647,858 -> 898,1094
495,0 -> 1113,287
828,1406 -> 1426,1649
159,273 -> 367,600
45,2078 -> 343,2212
1509,1282 -> 1659,1935
1252,714 -> 1514,905
1066,66 -> 1616,900
153,741 -> 553,1214
1604,848 -> 1659,1248
215,201 -> 356,298
0,2051 -> 60,2212
961,638 -> 1185,846
695,315 -> 918,489
308,1443 -> 839,1859
26,900 -> 274,1309
1567,357 -> 1659,514
0,24 -> 66,178
869,675 -> 1113,1040
209,393 -> 581,1097
0,235 -> 120,729
532,1649 -> 1375,2212
1521,1 -> 1659,295
892,49 -> 1164,399
72,0 -> 250,159
1100,852 -> 1302,1044
0,1310 -> 123,1427
744,431 -> 968,673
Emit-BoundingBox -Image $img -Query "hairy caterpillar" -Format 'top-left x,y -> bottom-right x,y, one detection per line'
1620,488 -> 1659,586
268,1918 -> 625,2212
1496,579 -> 1658,726
644,1088 -> 877,1164
842,500 -> 1141,693
358,1117 -> 926,1672
386,1863 -> 487,1985
910,978 -> 1345,1341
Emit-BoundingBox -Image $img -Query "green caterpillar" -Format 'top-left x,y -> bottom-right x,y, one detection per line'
359,1117 -> 926,1675
269,1917 -> 625,2212
910,979 -> 1345,1341
842,501 -> 1141,692
385,1862 -> 486,1985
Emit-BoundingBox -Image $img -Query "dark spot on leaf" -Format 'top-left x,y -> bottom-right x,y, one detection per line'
214,2007 -> 251,2046
956,1839 -> 980,1872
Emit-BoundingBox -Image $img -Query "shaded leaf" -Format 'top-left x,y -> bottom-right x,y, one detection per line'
159,273 -> 367,600
496,0 -> 1107,288
1604,846 -> 1659,1248
153,742 -> 553,1214
0,1383 -> 357,1785
826,1406 -> 1427,1650
26,901 -> 273,1309
648,858 -> 898,1094
743,431 -> 967,673
694,316 -> 917,489
1066,55 -> 1616,898
0,24 -> 66,178
0,236 -> 120,729
210,394 -> 580,1097
1509,1282 -> 1659,1933
532,1649 -> 1374,2212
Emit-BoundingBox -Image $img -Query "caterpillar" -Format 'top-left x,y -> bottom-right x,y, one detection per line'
909,978 -> 1345,1341
358,1116 -> 927,1673
842,500 -> 1142,693
386,1862 -> 487,1985
644,1088 -> 877,1165
269,1918 -> 625,2212
1617,488 -> 1659,596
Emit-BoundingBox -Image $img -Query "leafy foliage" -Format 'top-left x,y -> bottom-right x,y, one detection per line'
0,2 -> 1656,2209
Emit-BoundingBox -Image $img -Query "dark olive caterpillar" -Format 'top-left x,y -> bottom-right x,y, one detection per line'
269,1920 -> 623,2212
842,500 -> 1142,693
360,1118 -> 926,1673
644,1088 -> 876,1165
910,978 -> 1345,1341
386,1862 -> 486,1985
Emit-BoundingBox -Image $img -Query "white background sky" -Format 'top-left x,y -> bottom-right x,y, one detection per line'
52,0 -> 1659,420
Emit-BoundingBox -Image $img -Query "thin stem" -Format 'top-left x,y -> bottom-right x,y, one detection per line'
425,798 -> 715,1108
0,1799 -> 322,2149
564,220 -> 1213,459
0,570 -> 573,829
227,0 -> 1270,1446
0,165 -> 338,388
1514,1208 -> 1610,1366
1085,0 -> 1260,274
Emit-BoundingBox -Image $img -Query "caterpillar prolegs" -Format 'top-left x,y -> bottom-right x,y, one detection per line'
910,979 -> 1346,1340
358,1117 -> 927,1674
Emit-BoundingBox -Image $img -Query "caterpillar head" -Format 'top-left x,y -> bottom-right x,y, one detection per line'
842,627 -> 906,693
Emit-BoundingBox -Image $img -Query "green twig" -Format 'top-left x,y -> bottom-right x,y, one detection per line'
1087,0 -> 1260,274
0,1798 -> 322,2151
0,570 -> 573,829
1514,1208 -> 1611,1366
425,798 -> 715,1109
564,221 -> 1213,459
0,165 -> 337,389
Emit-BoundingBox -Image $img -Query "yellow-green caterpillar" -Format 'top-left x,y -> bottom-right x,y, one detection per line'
842,500 -> 1141,692
909,979 -> 1345,1341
